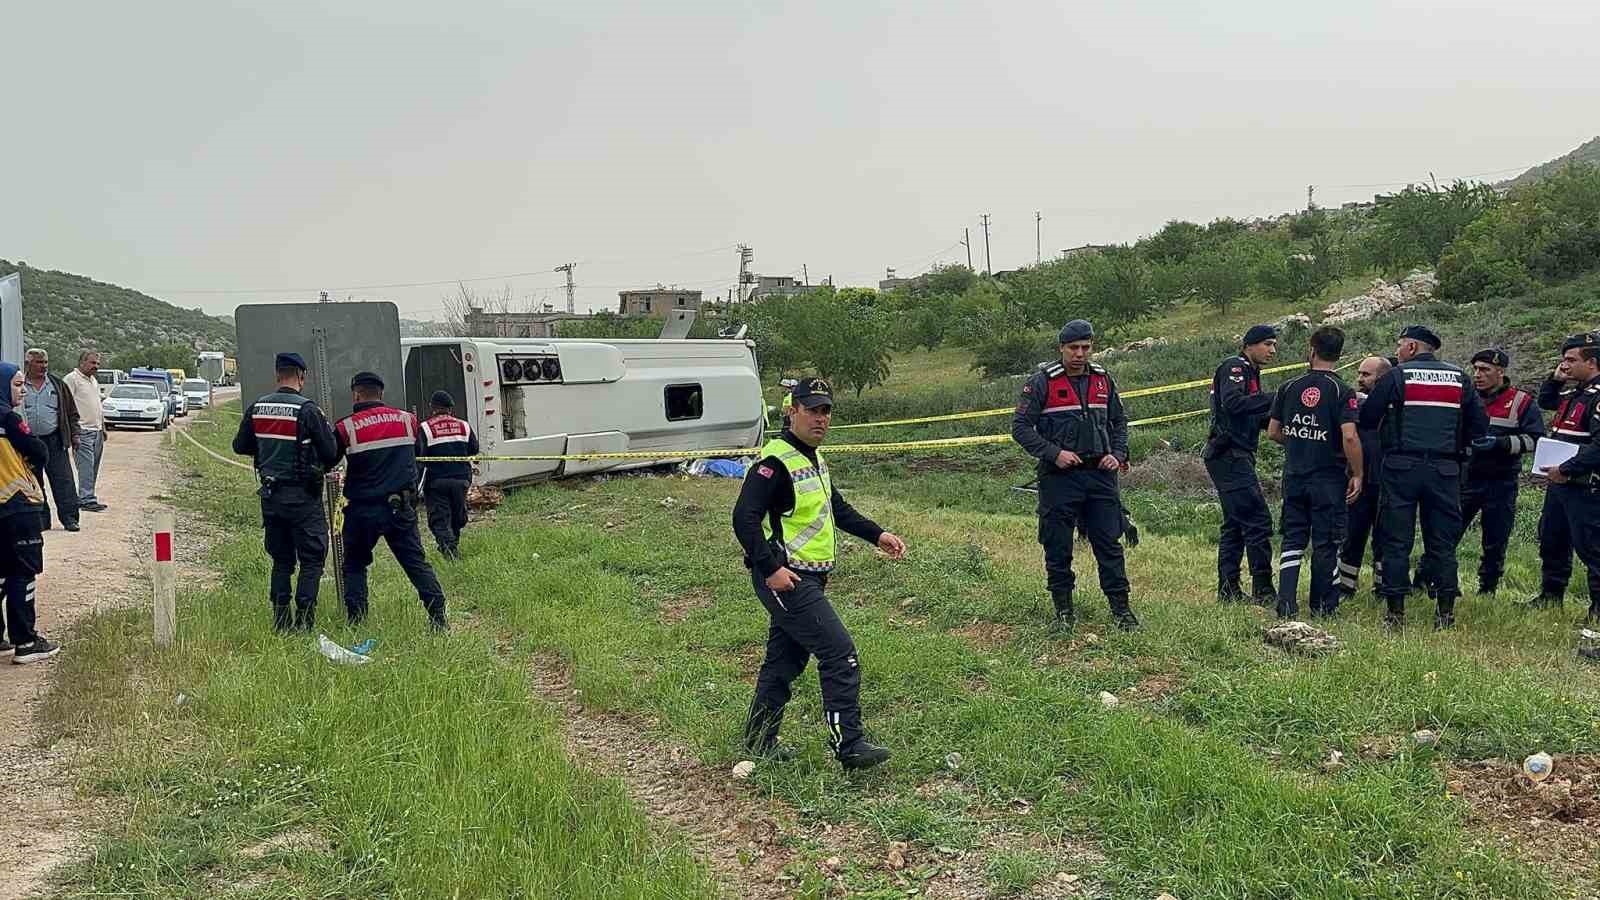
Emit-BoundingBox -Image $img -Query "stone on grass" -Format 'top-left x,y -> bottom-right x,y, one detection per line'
1263,621 -> 1343,655
1098,691 -> 1120,709
731,760 -> 756,780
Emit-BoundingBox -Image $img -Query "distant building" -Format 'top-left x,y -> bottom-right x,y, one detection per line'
463,307 -> 586,338
618,287 -> 702,319
747,275 -> 821,302
1061,244 -> 1113,260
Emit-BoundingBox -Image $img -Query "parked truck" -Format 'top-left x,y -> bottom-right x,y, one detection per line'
197,351 -> 227,385
223,357 -> 237,385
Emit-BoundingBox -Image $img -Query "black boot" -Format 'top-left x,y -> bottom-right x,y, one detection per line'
1217,579 -> 1245,604
743,702 -> 785,758
1383,595 -> 1405,629
836,739 -> 892,771
271,600 -> 292,633
1051,592 -> 1075,628
1476,579 -> 1498,597
1108,595 -> 1140,631
1434,595 -> 1456,630
1251,574 -> 1275,607
293,604 -> 315,633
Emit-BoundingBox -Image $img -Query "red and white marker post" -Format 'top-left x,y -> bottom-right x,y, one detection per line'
153,509 -> 176,646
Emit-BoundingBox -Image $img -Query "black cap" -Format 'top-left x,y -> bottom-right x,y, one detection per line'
1242,324 -> 1279,347
1471,348 -> 1510,369
790,376 -> 834,409
1399,325 -> 1442,350
1058,319 -> 1094,344
350,371 -> 385,390
430,390 -> 455,408
275,352 -> 307,372
1562,332 -> 1599,353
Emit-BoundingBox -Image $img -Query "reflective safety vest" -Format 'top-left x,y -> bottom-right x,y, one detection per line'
1040,362 -> 1113,457
0,420 -> 43,509
758,436 -> 836,573
1389,358 -> 1468,455
248,390 -> 315,485
336,404 -> 420,501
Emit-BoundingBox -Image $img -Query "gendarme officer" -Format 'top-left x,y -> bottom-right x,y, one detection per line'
1358,325 -> 1488,628
1529,332 -> 1600,621
416,390 -> 479,560
1463,349 -> 1544,596
1204,324 -> 1279,604
1012,319 -> 1138,630
333,372 -> 448,630
231,352 -> 339,632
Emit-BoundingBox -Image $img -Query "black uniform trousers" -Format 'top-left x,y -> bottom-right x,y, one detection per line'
0,512 -> 45,646
1204,450 -> 1273,587
1536,483 -> 1600,610
423,478 -> 470,557
341,499 -> 447,626
261,489 -> 329,629
1037,467 -> 1130,601
1338,482 -> 1386,595
1378,454 -> 1464,605
32,432 -> 79,530
745,570 -> 863,754
1277,471 -> 1349,617
1460,478 -> 1518,592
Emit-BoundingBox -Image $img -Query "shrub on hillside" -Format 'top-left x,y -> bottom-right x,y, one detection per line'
1438,164 -> 1600,302
970,330 -> 1054,380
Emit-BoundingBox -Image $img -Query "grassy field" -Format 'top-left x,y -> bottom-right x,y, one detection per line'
40,274 -> 1600,898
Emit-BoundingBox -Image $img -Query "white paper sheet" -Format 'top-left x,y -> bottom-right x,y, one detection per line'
1532,437 -> 1579,476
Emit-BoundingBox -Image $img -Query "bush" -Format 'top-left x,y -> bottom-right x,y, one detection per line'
969,330 -> 1054,380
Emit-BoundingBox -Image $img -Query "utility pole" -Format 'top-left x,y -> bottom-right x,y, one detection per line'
962,227 -> 972,271
1035,210 -> 1041,264
554,263 -> 576,314
1306,184 -> 1315,211
736,244 -> 754,302
980,214 -> 992,275
802,263 -> 808,286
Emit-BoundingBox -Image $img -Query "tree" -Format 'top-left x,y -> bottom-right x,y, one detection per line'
1078,247 -> 1156,333
1364,180 -> 1499,272
1140,220 -> 1206,265
110,343 -> 195,374
1185,249 -> 1252,313
807,289 -> 894,397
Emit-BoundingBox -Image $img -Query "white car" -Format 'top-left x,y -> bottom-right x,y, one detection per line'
103,383 -> 170,431
182,378 -> 212,411
96,369 -> 127,399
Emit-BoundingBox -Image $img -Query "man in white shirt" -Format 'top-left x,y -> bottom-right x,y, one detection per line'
61,351 -> 108,513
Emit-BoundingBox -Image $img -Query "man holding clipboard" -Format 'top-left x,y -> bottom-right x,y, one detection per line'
1528,332 -> 1600,622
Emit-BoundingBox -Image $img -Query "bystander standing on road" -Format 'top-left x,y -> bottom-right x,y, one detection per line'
61,351 -> 108,513
21,349 -> 80,533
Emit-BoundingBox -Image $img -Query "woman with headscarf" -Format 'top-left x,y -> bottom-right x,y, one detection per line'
0,361 -> 60,662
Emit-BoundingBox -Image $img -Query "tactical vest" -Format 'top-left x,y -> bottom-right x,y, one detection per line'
249,391 -> 317,485
337,404 -> 421,501
1484,384 -> 1532,432
758,436 -> 836,573
1550,380 -> 1598,445
1040,362 -> 1113,457
0,420 -> 44,510
419,414 -> 474,483
1388,358 -> 1468,455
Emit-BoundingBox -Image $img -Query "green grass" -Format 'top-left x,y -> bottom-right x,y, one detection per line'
44,414 -> 715,899
50,251 -> 1600,900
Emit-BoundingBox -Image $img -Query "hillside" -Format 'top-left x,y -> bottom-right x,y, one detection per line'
1506,135 -> 1600,187
0,259 -> 235,369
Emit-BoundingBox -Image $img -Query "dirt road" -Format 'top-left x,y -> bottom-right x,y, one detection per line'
0,393 -> 236,899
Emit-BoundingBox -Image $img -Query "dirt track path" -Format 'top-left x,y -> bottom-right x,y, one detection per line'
0,391 -> 236,899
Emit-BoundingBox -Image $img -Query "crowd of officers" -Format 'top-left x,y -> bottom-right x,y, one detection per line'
1202,324 -> 1600,628
232,352 -> 479,633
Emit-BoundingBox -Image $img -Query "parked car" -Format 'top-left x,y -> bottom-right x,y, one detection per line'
128,368 -> 182,418
96,368 -> 127,399
182,378 -> 212,411
102,382 -> 170,431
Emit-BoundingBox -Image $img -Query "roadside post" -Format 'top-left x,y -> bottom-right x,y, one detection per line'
153,509 -> 176,646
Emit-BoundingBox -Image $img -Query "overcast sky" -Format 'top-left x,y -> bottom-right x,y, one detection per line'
2,0 -> 1595,319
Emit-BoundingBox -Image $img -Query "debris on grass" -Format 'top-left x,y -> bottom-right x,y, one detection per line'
1097,691 -> 1120,710
1263,621 -> 1343,655
466,484 -> 504,511
1412,729 -> 1440,748
731,761 -> 756,780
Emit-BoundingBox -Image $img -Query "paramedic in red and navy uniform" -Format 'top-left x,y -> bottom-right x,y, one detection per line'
334,372 -> 448,630
231,352 -> 338,632
1011,319 -> 1139,631
415,390 -> 479,560
1358,325 -> 1488,628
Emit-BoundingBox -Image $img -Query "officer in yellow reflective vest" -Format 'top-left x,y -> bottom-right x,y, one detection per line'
733,377 -> 907,770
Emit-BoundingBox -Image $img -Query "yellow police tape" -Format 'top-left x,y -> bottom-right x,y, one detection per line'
824,360 -> 1311,430
407,407 -> 1213,463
